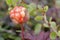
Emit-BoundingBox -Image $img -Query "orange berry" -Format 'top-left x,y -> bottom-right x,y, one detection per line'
10,6 -> 29,24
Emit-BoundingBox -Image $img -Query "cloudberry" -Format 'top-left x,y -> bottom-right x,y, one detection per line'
10,6 -> 29,24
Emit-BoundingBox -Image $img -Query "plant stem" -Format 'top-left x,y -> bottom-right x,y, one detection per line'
42,12 -> 60,37
20,23 -> 24,40
42,13 -> 48,24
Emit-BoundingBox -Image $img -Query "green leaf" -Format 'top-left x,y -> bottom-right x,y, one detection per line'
50,22 -> 56,27
0,37 -> 4,40
6,0 -> 12,6
6,0 -> 19,6
43,23 -> 49,28
34,23 -> 42,34
30,10 -> 37,16
50,22 -> 57,30
19,3 -> 28,8
57,31 -> 60,36
50,32 -> 56,40
28,3 -> 36,13
43,5 -> 48,12
38,5 -> 43,13
34,16 -> 43,21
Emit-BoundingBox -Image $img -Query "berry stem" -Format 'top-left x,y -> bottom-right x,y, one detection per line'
20,23 -> 24,40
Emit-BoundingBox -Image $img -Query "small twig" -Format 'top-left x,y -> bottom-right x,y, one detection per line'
43,13 -> 48,24
42,12 -> 60,37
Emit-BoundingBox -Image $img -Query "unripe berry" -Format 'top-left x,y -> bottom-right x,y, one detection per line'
10,6 -> 29,24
